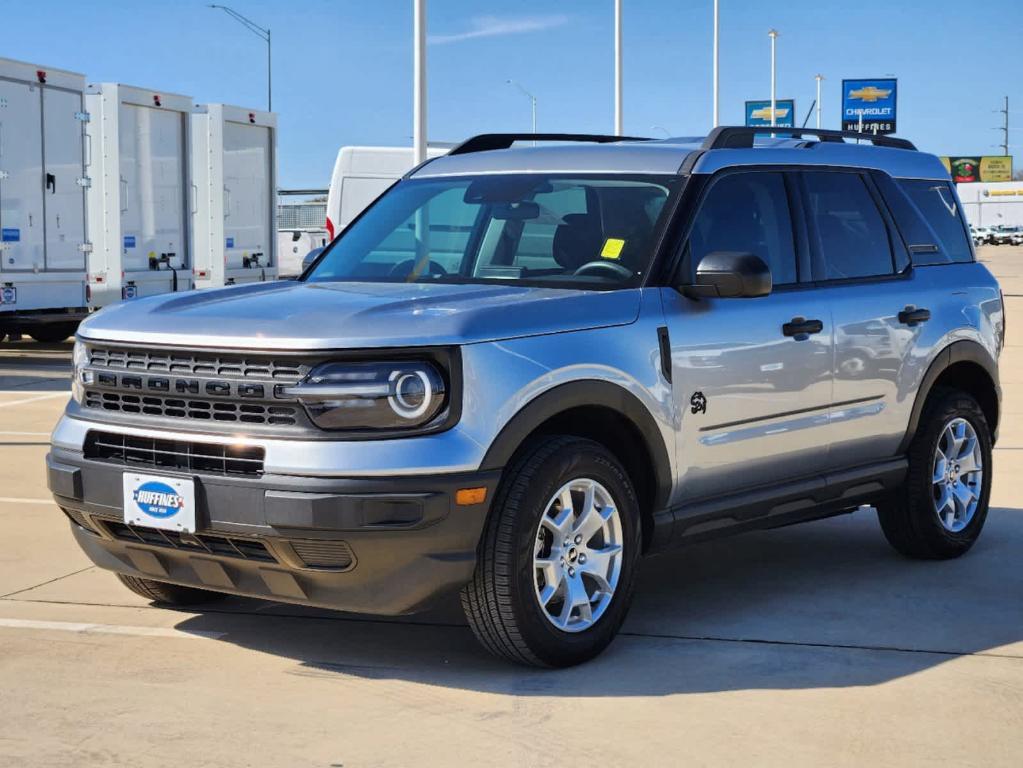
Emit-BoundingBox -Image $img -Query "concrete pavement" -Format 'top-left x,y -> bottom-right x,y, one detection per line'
0,248 -> 1021,767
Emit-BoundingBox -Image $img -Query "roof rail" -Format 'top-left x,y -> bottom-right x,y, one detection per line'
448,133 -> 651,156
702,126 -> 917,151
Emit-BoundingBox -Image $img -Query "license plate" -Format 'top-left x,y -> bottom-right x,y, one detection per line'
122,473 -> 196,533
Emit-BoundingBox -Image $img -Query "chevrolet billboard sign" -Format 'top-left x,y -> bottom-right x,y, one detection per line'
842,78 -> 897,135
745,99 -> 796,128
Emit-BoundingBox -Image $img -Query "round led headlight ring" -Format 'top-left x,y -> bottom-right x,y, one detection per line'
388,369 -> 433,420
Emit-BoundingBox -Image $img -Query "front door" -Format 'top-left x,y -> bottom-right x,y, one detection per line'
661,170 -> 833,506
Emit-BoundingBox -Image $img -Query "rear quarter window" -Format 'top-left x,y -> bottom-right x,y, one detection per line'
897,180 -> 973,264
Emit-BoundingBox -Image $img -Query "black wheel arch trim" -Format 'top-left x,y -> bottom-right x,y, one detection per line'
478,380 -> 673,510
898,340 -> 1001,454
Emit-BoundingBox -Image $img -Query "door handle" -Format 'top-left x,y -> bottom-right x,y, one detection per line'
898,306 -> 931,326
45,172 -> 56,194
782,317 -> 824,338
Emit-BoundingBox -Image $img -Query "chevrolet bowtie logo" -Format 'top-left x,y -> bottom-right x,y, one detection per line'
750,106 -> 790,120
848,86 -> 892,102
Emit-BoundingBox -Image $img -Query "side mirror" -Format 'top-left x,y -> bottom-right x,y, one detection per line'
683,251 -> 772,299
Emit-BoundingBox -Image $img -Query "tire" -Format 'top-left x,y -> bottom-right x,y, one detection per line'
28,322 -> 78,344
877,388 -> 993,559
461,435 -> 642,667
116,573 -> 227,606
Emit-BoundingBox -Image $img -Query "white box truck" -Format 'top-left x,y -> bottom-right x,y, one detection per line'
0,58 -> 90,342
325,145 -> 449,240
277,228 -> 328,277
191,104 -> 277,288
84,83 -> 194,307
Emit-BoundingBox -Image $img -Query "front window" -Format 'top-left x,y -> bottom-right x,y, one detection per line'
306,174 -> 679,288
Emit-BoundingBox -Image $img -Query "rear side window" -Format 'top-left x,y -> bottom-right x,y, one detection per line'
803,172 -> 894,280
687,172 -> 797,285
899,180 -> 973,264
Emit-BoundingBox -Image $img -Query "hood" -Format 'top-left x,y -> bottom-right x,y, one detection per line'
78,280 -> 642,350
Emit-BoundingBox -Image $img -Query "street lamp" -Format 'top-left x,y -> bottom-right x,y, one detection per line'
815,73 -> 823,129
506,80 -> 537,138
768,29 -> 779,128
651,125 -> 671,137
208,4 -> 272,112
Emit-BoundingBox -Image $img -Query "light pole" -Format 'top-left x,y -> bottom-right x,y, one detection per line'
712,0 -> 719,127
413,0 -> 427,164
614,0 -> 623,134
768,29 -> 778,128
815,73 -> 823,129
208,4 -> 271,112
651,125 -> 671,137
506,80 -> 537,137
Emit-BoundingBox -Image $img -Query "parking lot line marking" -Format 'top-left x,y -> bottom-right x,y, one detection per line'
0,497 -> 55,505
0,392 -> 68,409
0,617 -> 225,640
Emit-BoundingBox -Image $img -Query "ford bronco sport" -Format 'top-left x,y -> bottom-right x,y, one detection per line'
48,127 -> 1004,667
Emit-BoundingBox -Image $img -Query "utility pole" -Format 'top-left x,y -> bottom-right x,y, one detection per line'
815,74 -> 823,129
999,95 -> 1009,156
413,0 -> 427,165
208,5 -> 271,112
614,0 -> 623,134
768,29 -> 778,127
712,0 -> 719,127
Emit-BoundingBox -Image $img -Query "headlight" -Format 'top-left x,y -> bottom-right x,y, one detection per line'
283,361 -> 448,431
71,339 -> 88,404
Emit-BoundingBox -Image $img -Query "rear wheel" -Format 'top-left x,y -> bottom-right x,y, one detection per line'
461,435 -> 641,667
28,322 -> 78,343
877,388 -> 992,559
116,573 -> 227,606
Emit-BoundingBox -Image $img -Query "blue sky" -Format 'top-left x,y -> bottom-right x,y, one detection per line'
2,0 -> 1020,187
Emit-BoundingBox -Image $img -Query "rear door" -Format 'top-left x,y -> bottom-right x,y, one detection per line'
42,86 -> 87,270
223,120 -> 272,268
119,102 -> 188,271
800,170 -> 925,468
662,170 -> 834,504
0,77 -> 45,272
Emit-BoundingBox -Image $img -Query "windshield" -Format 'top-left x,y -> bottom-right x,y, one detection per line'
305,174 -> 679,288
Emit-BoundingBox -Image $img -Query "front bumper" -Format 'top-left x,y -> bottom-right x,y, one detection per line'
48,448 -> 500,615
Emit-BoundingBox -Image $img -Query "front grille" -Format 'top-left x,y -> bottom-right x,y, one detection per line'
290,539 -> 355,570
101,519 -> 276,562
83,391 -> 300,427
85,431 -> 265,477
87,345 -> 308,383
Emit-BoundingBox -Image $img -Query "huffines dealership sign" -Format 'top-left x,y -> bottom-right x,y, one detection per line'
842,78 -> 897,134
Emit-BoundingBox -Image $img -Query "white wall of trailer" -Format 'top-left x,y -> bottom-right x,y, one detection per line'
0,57 -> 89,329
85,83 -> 194,308
277,228 -> 327,278
191,104 -> 277,288
957,182 -> 1023,228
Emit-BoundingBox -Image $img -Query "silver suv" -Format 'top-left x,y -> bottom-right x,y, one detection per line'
48,128 -> 1004,667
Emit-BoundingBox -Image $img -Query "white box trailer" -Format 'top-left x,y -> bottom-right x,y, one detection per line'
191,104 -> 277,288
325,145 -> 449,240
956,181 -> 1023,228
0,58 -> 89,342
85,83 -> 194,307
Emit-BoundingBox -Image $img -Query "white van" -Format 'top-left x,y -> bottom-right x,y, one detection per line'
325,145 -> 449,240
277,228 -> 328,277
0,58 -> 90,342
85,83 -> 195,307
191,104 -> 277,288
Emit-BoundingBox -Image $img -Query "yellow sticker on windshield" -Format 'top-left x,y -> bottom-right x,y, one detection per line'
601,238 -> 625,259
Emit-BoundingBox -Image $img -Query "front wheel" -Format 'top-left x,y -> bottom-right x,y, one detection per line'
877,388 -> 993,559
461,436 -> 641,667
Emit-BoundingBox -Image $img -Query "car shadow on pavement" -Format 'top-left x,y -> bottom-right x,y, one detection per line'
172,506 -> 1023,695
